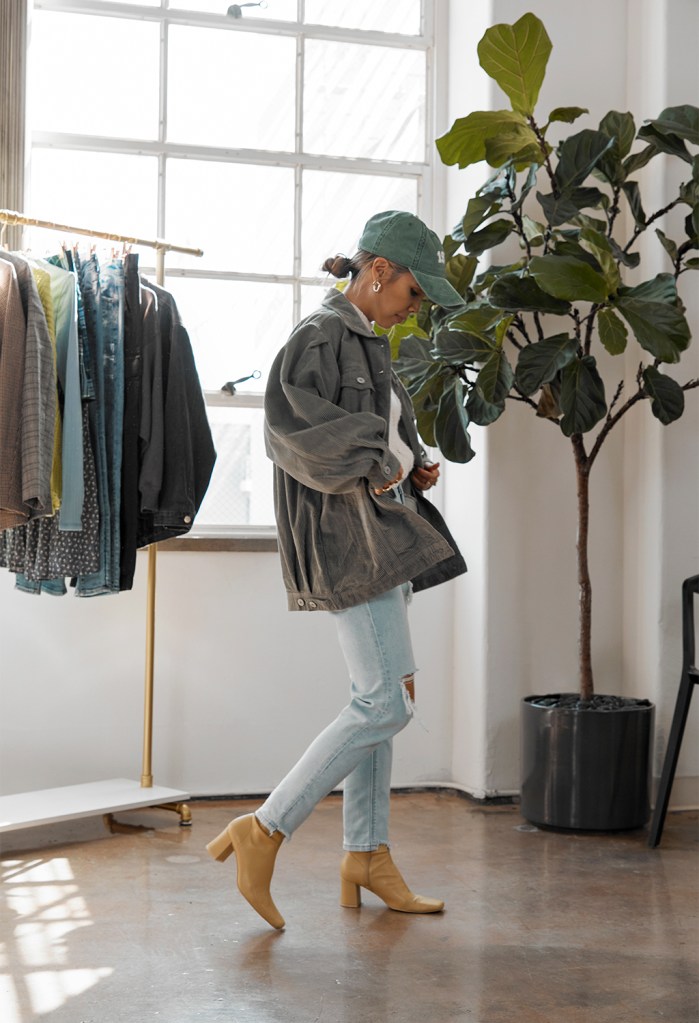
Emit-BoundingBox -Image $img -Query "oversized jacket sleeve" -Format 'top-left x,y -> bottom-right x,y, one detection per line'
264,320 -> 401,495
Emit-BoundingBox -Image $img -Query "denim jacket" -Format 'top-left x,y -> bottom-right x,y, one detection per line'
264,289 -> 466,611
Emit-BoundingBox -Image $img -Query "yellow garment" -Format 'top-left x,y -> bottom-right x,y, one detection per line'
30,265 -> 62,513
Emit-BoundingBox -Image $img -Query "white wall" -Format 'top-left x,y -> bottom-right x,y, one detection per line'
1,0 -> 697,810
0,549 -> 457,797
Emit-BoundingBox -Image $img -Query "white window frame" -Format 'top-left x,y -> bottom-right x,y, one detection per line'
28,0 -> 445,540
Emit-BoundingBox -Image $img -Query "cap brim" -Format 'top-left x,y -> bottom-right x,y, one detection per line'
411,269 -> 464,308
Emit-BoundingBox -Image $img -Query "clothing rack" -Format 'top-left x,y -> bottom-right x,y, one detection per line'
0,208 -> 203,834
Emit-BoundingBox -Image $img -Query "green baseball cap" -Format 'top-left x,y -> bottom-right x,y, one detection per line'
359,210 -> 463,308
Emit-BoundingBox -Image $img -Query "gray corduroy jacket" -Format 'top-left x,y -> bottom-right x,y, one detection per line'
264,289 -> 467,611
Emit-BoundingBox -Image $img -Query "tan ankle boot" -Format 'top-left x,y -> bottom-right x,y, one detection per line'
207,813 -> 285,929
340,845 -> 444,914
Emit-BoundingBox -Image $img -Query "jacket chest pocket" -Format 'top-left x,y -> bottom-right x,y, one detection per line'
338,369 -> 375,413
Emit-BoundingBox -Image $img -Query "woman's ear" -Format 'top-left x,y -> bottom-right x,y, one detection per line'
372,256 -> 391,283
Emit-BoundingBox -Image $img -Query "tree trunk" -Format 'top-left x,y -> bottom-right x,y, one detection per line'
572,435 -> 593,701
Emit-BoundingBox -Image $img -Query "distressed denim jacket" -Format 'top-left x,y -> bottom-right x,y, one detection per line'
264,289 -> 466,611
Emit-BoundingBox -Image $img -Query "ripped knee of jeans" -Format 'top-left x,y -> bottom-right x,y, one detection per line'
400,673 -> 416,719
401,671 -> 429,731
401,673 -> 415,704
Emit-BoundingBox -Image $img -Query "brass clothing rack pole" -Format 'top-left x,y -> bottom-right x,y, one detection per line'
0,208 -> 202,834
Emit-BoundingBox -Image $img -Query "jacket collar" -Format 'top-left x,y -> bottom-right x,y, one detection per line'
321,287 -> 377,338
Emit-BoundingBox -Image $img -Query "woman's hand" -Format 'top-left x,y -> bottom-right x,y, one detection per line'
410,462 -> 440,492
373,467 -> 404,495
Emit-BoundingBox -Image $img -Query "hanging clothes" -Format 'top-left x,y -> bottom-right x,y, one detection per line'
0,245 -> 216,596
0,251 -> 56,522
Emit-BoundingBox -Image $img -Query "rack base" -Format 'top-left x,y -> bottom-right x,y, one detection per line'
0,778 -> 191,833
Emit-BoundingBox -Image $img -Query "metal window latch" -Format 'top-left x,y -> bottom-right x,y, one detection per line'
221,370 -> 261,395
227,2 -> 267,17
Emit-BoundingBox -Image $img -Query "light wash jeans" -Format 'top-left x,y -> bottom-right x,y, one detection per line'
257,581 -> 416,851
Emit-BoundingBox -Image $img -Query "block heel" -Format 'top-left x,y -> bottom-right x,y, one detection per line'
339,846 -> 444,914
340,878 -> 361,908
206,826 -> 234,863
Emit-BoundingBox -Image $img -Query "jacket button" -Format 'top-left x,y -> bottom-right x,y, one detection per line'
308,601 -> 317,609
184,515 -> 192,524
383,465 -> 392,476
356,376 -> 366,383
297,598 -> 305,607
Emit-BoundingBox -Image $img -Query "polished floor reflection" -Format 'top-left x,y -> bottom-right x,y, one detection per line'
1,793 -> 697,1022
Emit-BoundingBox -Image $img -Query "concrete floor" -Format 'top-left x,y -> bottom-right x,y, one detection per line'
0,792 -> 697,1023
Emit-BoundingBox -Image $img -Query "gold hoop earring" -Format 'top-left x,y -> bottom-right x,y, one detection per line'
372,280 -> 382,293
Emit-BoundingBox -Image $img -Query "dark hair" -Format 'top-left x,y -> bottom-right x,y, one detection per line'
322,249 -> 409,280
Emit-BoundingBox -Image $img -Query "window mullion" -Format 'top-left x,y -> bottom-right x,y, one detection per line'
157,15 -> 168,239
293,26 -> 305,326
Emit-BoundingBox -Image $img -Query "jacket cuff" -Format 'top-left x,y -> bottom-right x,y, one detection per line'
368,451 -> 402,489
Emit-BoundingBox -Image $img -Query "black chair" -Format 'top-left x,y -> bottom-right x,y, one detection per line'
648,574 -> 699,847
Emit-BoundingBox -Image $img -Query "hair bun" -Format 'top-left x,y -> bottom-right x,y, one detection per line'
322,255 -> 353,278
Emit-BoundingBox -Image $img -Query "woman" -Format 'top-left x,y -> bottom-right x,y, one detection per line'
207,210 -> 467,929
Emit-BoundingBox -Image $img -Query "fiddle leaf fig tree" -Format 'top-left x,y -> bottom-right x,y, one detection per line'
394,12 -> 699,702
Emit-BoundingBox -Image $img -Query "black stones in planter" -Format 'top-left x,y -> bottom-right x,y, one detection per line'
520,693 -> 655,831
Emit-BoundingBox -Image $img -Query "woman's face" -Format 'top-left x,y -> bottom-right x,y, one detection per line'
372,265 -> 427,329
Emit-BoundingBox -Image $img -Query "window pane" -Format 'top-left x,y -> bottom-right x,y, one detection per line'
304,41 -> 425,161
168,0 -> 298,19
26,149 -> 158,257
194,406 -> 275,530
165,160 -> 295,273
304,0 -> 421,35
301,283 -> 334,321
167,26 -> 296,151
301,171 -> 418,276
28,13 -> 160,140
167,277 -> 293,391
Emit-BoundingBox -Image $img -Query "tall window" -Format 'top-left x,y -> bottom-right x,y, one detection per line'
26,0 -> 438,535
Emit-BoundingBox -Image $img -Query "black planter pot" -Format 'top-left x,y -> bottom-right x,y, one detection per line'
520,694 -> 655,831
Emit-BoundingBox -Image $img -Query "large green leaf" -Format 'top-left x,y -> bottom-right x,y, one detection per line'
477,347 -> 514,404
537,187 -> 605,226
393,334 -> 443,402
559,356 -> 607,436
623,144 -> 658,176
433,328 -> 496,364
489,272 -> 571,313
511,163 -> 540,212
436,110 -> 528,169
434,378 -> 476,463
477,13 -> 552,116
466,385 -> 506,425
636,124 -> 692,163
414,402 -> 438,448
554,130 -> 616,191
514,334 -> 578,394
463,218 -> 515,256
579,227 -> 621,292
621,181 -> 646,227
597,307 -> 628,355
619,273 -> 678,304
484,130 -> 543,169
642,366 -> 686,424
655,229 -> 679,264
614,295 -> 691,362
447,305 -> 503,339
529,254 -> 610,302
641,105 -> 699,146
459,195 -> 502,238
548,106 -> 589,126
596,110 -> 636,183
599,110 -> 636,158
446,254 -> 479,296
